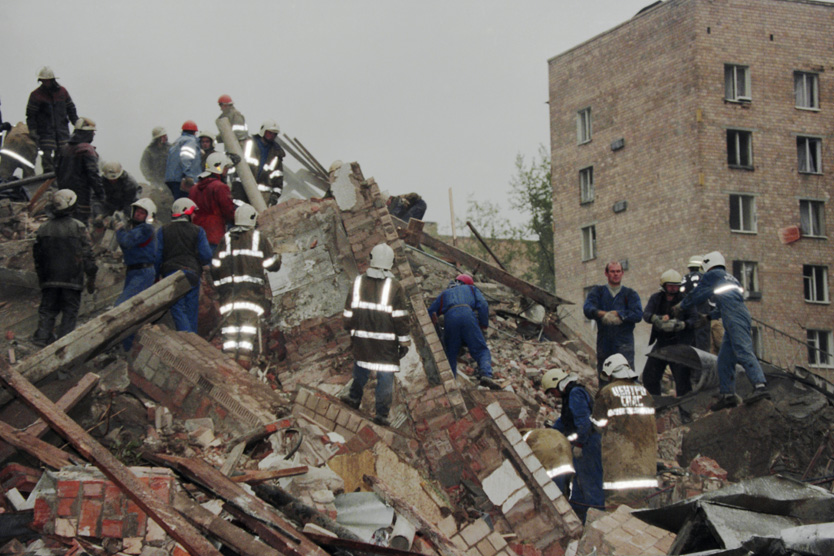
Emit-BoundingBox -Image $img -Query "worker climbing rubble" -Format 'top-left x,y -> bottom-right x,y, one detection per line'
341,243 -> 411,426
26,66 -> 78,173
56,117 -> 103,225
680,255 -> 712,352
238,120 -> 286,206
387,192 -> 427,222
217,94 -> 249,143
211,203 -> 281,368
100,161 -> 139,217
592,354 -> 658,491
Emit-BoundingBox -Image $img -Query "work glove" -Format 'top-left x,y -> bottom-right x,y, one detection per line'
268,193 -> 279,206
658,320 -> 677,333
672,319 -> 686,332
601,311 -> 623,326
113,220 -> 126,232
651,314 -> 664,331
0,122 -> 11,133
85,277 -> 96,294
572,444 -> 583,459
180,177 -> 194,193
397,343 -> 410,360
227,152 -> 241,165
670,303 -> 683,318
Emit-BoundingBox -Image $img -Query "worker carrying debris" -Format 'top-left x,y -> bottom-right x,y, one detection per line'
428,273 -> 497,387
56,117 -> 104,225
217,94 -> 249,143
32,189 -> 98,347
26,66 -> 78,173
164,120 -> 202,201
100,161 -> 139,217
155,198 -> 213,333
211,203 -> 281,367
237,120 -> 286,206
522,428 -> 575,496
674,251 -> 770,411
542,368 -> 604,523
680,255 -> 712,352
592,354 -> 658,491
189,152 -> 236,249
387,192 -> 427,222
341,243 -> 411,427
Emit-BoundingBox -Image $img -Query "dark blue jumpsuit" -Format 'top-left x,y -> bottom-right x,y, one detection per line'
428,283 -> 493,378
583,285 -> 643,379
116,222 -> 156,349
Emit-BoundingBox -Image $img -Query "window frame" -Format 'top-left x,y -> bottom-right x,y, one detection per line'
579,166 -> 594,204
576,107 -> 592,145
751,326 -> 764,359
807,329 -> 833,368
727,129 -> 753,169
797,136 -> 823,174
799,199 -> 826,238
732,260 -> 761,299
580,224 -> 596,262
729,193 -> 757,234
803,265 -> 830,304
794,71 -> 820,110
724,64 -> 751,102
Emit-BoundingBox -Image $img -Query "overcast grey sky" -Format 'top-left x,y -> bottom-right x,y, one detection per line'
2,0 -> 654,232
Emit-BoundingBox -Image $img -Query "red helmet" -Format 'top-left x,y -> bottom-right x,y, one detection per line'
181,120 -> 198,132
456,274 -> 474,285
218,94 -> 233,105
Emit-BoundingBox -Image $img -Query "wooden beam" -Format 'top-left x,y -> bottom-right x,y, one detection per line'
394,217 -> 572,311
305,533 -> 427,556
0,359 -> 223,556
0,419 -> 75,469
0,271 -> 192,407
231,466 -> 308,484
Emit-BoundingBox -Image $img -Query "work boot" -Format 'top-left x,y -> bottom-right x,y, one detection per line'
373,415 -> 391,427
478,375 -> 502,391
339,393 -> 361,410
709,394 -> 739,412
744,384 -> 771,405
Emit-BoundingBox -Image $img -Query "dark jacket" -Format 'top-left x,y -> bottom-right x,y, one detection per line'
140,140 -> 170,185
26,83 -> 78,147
155,220 -> 212,279
343,274 -> 410,372
117,222 -> 156,267
211,227 -> 281,307
102,172 -> 139,216
642,290 -> 698,347
33,213 -> 97,290
189,175 -> 236,245
57,130 -> 103,215
583,284 -> 643,360
242,135 -> 285,200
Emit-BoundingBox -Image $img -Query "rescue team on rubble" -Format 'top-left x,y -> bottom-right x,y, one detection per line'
14,66 -> 772,522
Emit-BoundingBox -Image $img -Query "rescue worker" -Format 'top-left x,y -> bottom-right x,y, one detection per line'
0,123 -> 39,183
155,198 -> 213,333
675,251 -> 770,411
189,152 -> 236,249
100,161 -> 139,217
542,368 -> 603,523
211,204 -> 281,367
592,354 -> 658,491
522,428 -> 575,496
32,190 -> 97,346
164,120 -> 201,201
114,198 -> 157,350
197,131 -> 216,170
140,126 -> 170,187
387,193 -> 427,222
217,94 -> 249,143
26,67 -> 78,172
341,243 -> 411,426
583,261 -> 643,386
642,270 -> 699,421
239,120 -> 285,206
56,117 -> 103,224
681,255 -> 712,352
427,274 -> 496,387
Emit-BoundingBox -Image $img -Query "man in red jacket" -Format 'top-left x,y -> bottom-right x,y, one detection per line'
189,152 -> 236,249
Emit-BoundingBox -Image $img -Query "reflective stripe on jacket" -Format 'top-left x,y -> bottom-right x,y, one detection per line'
242,135 -> 285,196
211,228 -> 281,311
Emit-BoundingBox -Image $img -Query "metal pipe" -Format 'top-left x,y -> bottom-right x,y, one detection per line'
0,172 -> 55,191
466,221 -> 507,270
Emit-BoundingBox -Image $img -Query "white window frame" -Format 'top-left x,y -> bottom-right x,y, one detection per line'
807,329 -> 833,368
751,326 -> 764,359
727,129 -> 753,168
803,265 -> 830,304
577,108 -> 592,144
800,199 -> 826,238
733,260 -> 760,299
581,224 -> 596,261
729,194 -> 757,233
797,136 -> 822,174
725,64 -> 751,101
794,71 -> 819,110
579,166 -> 594,204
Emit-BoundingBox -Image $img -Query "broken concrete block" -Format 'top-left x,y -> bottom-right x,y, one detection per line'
330,164 -> 358,210
482,460 -> 526,509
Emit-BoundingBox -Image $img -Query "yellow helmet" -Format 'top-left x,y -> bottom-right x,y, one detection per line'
541,368 -> 576,392
660,269 -> 682,287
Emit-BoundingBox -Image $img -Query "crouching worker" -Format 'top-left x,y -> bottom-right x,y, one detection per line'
523,428 -> 575,496
211,204 -> 281,367
341,243 -> 411,427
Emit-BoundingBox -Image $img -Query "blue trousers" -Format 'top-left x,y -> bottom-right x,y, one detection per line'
349,363 -> 394,418
717,310 -> 766,395
444,307 -> 493,377
116,267 -> 156,350
170,283 -> 200,333
569,433 -> 604,523
166,181 -> 189,200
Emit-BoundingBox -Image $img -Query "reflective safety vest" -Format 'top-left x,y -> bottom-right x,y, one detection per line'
211,227 -> 281,314
242,136 -> 284,197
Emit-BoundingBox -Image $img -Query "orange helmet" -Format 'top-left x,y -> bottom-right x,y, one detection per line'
456,274 -> 474,286
218,94 -> 233,105
181,120 -> 198,132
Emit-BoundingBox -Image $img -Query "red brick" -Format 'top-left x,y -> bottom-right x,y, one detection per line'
100,519 -> 123,538
32,498 -> 53,530
78,499 -> 102,537
149,477 -> 173,503
57,497 -> 76,517
447,417 -> 474,442
172,544 -> 190,556
356,425 -> 380,447
541,542 -> 566,556
56,480 -> 81,499
82,480 -> 106,498
470,406 -> 488,422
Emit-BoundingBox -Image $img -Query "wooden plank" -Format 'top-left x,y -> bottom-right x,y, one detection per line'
465,221 -> 507,271
0,271 -> 192,407
0,373 -> 99,464
148,453 -> 329,556
0,359 -> 222,556
224,504 -> 308,556
0,419 -> 75,469
394,216 -> 572,311
305,532 -> 426,556
290,137 -> 329,177
231,466 -> 308,484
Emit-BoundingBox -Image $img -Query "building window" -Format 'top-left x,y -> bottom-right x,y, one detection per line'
807,329 -> 833,368
751,326 -> 764,359
797,136 -> 822,174
727,130 -> 753,168
724,64 -> 751,101
579,166 -> 594,204
577,108 -> 592,144
800,200 -> 826,237
732,260 -> 760,299
729,194 -> 756,233
795,71 -> 819,109
803,265 -> 830,303
581,225 -> 596,261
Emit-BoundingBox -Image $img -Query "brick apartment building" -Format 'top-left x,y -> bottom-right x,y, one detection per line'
548,0 -> 833,378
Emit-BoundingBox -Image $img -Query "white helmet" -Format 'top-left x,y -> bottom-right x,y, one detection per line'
701,251 -> 726,272
687,255 -> 703,271
131,198 -> 157,223
660,269 -> 682,287
235,203 -> 258,227
260,120 -> 280,136
152,126 -> 167,140
52,189 -> 77,212
37,66 -> 56,80
541,368 -> 577,393
205,152 -> 230,175
369,243 -> 395,271
74,117 -> 96,131
602,354 -> 637,380
102,161 -> 124,180
171,198 -> 197,219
